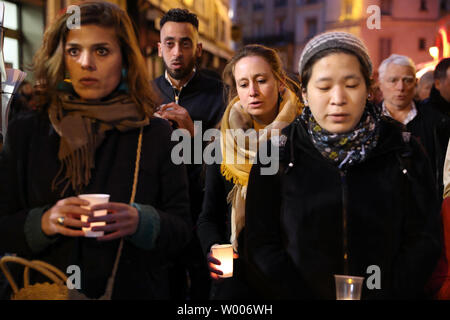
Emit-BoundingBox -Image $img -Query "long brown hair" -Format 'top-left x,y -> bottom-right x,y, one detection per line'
33,1 -> 157,116
222,44 -> 300,105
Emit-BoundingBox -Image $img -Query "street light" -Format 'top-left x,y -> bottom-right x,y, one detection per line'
429,46 -> 439,60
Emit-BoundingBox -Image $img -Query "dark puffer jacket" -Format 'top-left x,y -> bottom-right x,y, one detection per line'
245,115 -> 442,299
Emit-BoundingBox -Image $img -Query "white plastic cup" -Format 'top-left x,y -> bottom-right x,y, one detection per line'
211,244 -> 234,278
334,275 -> 364,300
78,194 -> 110,238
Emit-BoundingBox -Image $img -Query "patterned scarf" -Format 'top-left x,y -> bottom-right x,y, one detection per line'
300,106 -> 379,169
48,92 -> 150,195
220,89 -> 303,250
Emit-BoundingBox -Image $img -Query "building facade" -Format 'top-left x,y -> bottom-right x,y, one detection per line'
325,0 -> 449,75
231,0 -> 449,75
231,0 -> 298,73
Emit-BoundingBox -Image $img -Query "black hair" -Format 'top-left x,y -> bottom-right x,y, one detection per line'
434,58 -> 450,81
160,8 -> 199,30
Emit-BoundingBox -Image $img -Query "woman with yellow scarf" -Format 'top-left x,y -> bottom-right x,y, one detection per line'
197,44 -> 302,299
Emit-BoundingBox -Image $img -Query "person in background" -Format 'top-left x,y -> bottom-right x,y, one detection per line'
0,2 -> 191,299
197,44 -> 302,299
152,8 -> 226,300
431,58 -> 450,117
378,54 -> 445,198
245,32 -> 441,299
416,71 -> 434,102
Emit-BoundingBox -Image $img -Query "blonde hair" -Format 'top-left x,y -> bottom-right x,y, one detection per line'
33,1 -> 157,116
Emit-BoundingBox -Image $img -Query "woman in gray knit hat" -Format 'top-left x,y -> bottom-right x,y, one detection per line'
244,31 -> 442,299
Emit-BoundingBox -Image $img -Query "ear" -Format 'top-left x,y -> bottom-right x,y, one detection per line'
301,88 -> 308,104
435,78 -> 441,91
196,42 -> 203,58
157,42 -> 162,58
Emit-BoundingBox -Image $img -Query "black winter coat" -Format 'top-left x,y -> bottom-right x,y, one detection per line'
153,71 -> 226,221
197,161 -> 263,299
245,116 -> 442,299
419,86 -> 450,197
0,111 -> 191,299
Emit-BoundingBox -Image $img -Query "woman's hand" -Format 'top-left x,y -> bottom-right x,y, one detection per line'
41,197 -> 92,237
88,202 -> 139,241
207,249 -> 239,281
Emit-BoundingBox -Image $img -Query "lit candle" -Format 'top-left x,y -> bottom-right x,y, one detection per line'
211,244 -> 234,278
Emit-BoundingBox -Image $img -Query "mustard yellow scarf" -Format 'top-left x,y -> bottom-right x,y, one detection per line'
220,89 -> 302,250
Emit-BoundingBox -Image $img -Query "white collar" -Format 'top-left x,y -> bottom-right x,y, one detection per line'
382,100 -> 417,125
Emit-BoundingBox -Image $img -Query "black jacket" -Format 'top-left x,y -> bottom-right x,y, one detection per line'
420,86 -> 450,197
153,70 -> 226,221
197,160 -> 263,299
245,116 -> 442,299
377,99 -> 449,198
0,111 -> 191,299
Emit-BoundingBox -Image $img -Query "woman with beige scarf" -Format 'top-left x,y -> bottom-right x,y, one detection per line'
0,2 -> 190,299
197,44 -> 302,299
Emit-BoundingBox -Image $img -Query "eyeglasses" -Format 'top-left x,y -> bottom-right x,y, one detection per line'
384,76 -> 416,87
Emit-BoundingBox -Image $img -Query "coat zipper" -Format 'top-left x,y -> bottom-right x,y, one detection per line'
340,169 -> 349,275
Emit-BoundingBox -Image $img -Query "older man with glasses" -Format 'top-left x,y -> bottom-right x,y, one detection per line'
379,54 -> 446,199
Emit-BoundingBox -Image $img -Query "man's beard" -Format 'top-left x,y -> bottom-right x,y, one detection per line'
164,58 -> 196,81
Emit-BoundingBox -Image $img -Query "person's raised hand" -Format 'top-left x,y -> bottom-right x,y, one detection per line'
155,103 -> 195,136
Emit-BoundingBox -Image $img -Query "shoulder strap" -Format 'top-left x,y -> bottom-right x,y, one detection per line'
102,126 -> 143,299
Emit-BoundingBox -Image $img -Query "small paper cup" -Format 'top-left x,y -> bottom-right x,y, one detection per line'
211,244 -> 234,278
78,194 -> 110,237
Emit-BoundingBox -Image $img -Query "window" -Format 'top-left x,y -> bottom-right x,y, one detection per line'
380,0 -> 393,15
305,17 -> 318,40
275,17 -> 286,35
2,1 -> 21,69
341,0 -> 353,19
418,38 -> 426,51
420,0 -> 428,11
275,0 -> 288,7
238,0 -> 247,8
221,20 -> 226,42
253,0 -> 264,11
344,0 -> 352,16
254,20 -> 264,37
379,38 -> 392,63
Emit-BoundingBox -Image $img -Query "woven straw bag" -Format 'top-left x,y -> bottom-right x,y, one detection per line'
0,127 -> 143,300
0,256 -> 69,300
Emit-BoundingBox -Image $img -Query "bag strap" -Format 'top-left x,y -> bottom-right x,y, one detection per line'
0,256 -> 67,294
24,260 -> 68,288
100,126 -> 143,300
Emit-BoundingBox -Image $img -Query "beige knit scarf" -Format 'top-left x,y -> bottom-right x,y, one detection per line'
220,89 -> 302,250
48,93 -> 149,195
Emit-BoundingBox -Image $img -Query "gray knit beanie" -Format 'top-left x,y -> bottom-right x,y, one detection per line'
298,31 -> 372,80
